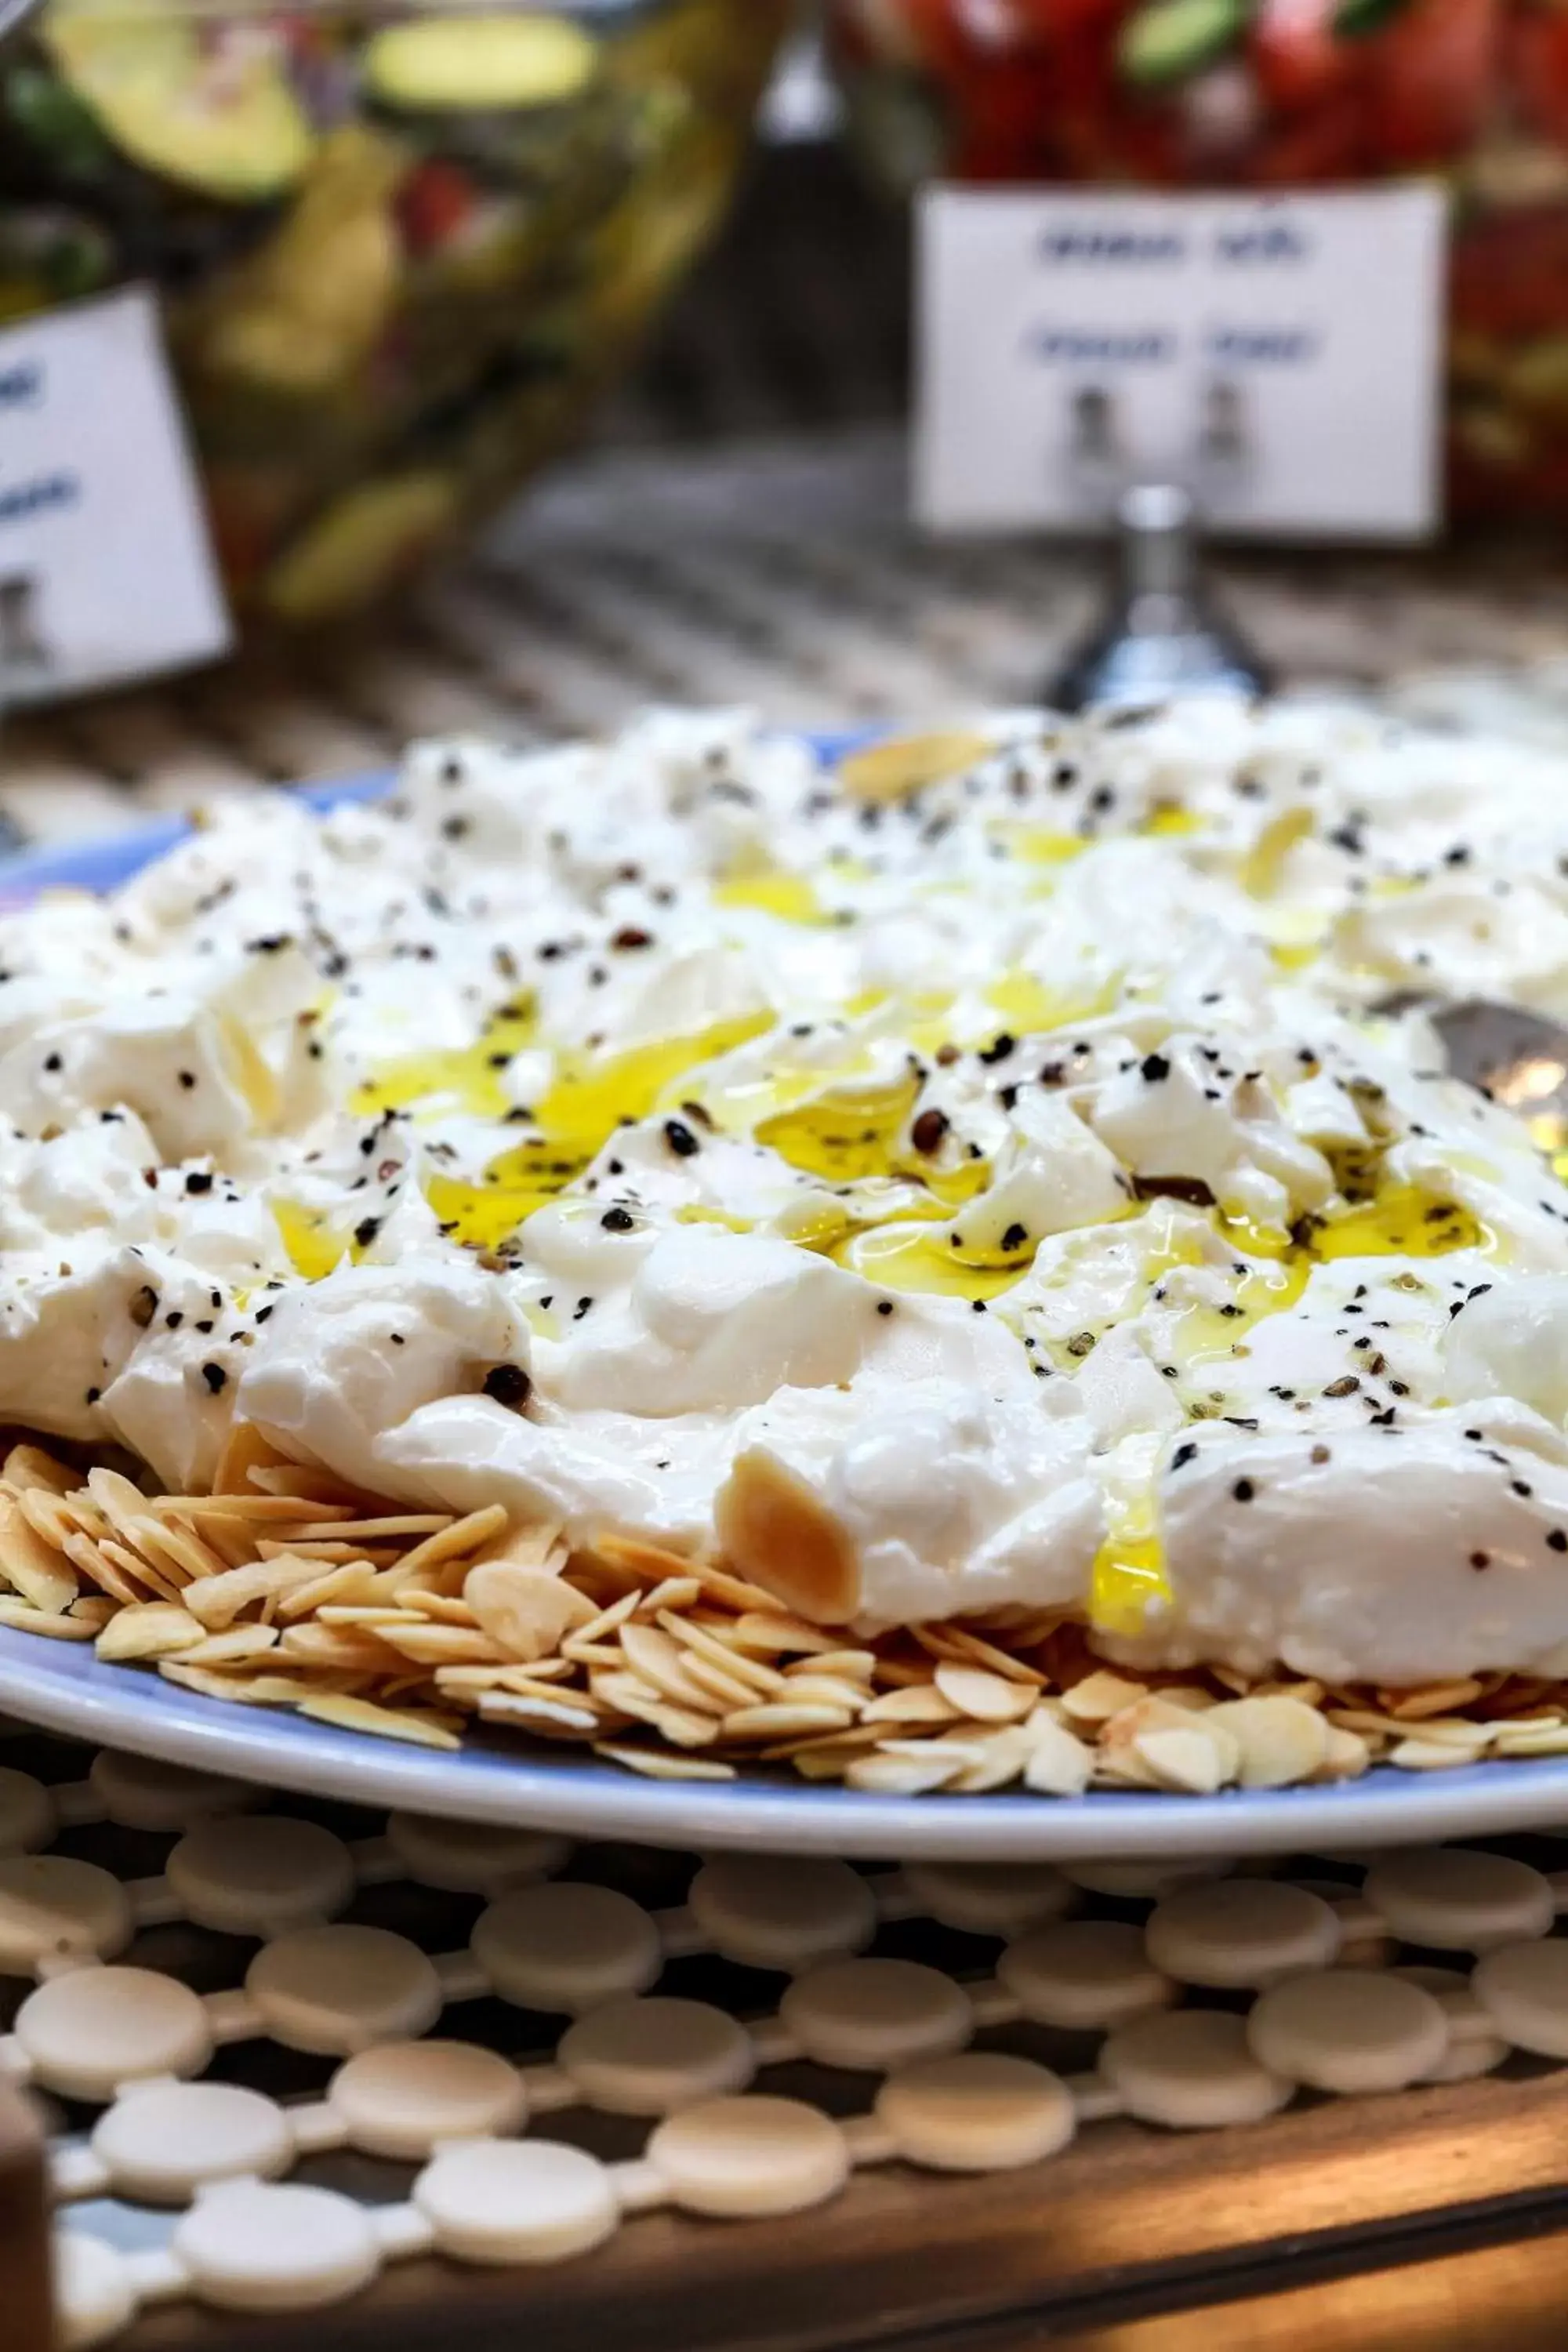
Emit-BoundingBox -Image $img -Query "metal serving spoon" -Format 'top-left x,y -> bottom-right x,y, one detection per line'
1396,997 -> 1568,1144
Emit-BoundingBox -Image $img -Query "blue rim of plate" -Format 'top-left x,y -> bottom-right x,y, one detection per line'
2,748 -> 1567,1856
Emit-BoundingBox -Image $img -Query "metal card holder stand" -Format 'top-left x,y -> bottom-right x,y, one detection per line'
1047,389 -> 1271,712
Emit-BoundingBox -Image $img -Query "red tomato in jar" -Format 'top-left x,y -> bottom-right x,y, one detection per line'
1367,0 -> 1497,166
396,162 -> 478,257
1509,6 -> 1568,146
1249,0 -> 1356,109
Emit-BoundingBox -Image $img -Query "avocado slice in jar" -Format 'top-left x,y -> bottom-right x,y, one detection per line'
1118,0 -> 1248,87
42,3 -> 314,202
363,12 -> 599,116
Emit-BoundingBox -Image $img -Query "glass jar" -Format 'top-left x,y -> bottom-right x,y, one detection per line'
0,0 -> 787,619
828,0 -> 1568,521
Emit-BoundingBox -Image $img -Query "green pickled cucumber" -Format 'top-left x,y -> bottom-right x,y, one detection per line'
1118,0 -> 1247,85
43,8 -> 313,201
363,13 -> 598,115
263,472 -> 458,620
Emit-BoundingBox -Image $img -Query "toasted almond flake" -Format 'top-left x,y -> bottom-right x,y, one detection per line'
299,1694 -> 462,1749
95,1603 -> 207,1663
1022,1711 -> 1094,1797
20,1488 -> 93,1554
672,1652 -> 760,1714
257,1539 -> 372,1565
0,1598 -> 96,1640
96,1539 -> 176,1601
376,1624 -> 505,1668
1134,1723 -> 1233,1796
1389,1735 -> 1482,1770
159,1662 -> 327,1704
61,1532 -> 143,1608
616,1621 -> 721,1711
276,1563 -> 381,1620
594,1743 -> 735,1782
846,1750 -> 967,1795
949,1725 -> 1035,1795
1203,1695 -> 1330,1789
172,1494 -> 357,1524
280,1515 -> 453,1543
179,1625 -> 281,1668
0,1491 -> 77,1613
722,1701 -> 857,1743
318,1607 -> 418,1628
1061,1670 -> 1150,1725
759,1722 -> 884,1762
245,1464 -> 371,1504
934,1662 -> 1037,1724
789,1648 -> 878,1682
659,1610 -> 788,1695
1387,1679 -> 1487,1721
132,1515 -> 230,1584
387,1504 -> 513,1588
1494,1722 -> 1568,1756
394,1590 -> 478,1626
464,1559 -> 595,1664
862,1684 -> 964,1727
565,1589 -> 641,1651
1312,1726 -> 1372,1781
772,1674 -> 873,1713
838,730 -> 993,805
278,1623 -> 399,1669
3,1443 -> 78,1495
594,1534 -> 705,1588
731,1611 -> 848,1657
938,1626 -> 1049,1686
212,1421 -> 292,1496
478,1690 -> 600,1739
432,1665 -> 521,1693
629,1574 -> 702,1616
185,1553 -> 331,1631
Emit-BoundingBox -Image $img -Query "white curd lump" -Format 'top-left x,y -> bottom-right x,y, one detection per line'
9,699 -> 1568,1690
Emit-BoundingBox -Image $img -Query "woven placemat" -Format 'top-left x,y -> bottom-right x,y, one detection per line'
7,429 -> 1568,850
6,1717 -> 1568,2352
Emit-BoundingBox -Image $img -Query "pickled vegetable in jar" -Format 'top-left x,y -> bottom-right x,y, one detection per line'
828,0 -> 1568,521
0,0 -> 788,618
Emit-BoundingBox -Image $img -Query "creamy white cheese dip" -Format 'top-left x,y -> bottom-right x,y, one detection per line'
8,698 -> 1568,1686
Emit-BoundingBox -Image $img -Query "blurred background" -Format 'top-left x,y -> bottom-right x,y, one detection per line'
6,0 -> 1568,821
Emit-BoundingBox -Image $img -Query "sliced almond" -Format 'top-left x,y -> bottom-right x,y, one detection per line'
376,1623 -> 505,1668
720,1702 -> 857,1743
464,1559 -> 595,1664
178,1624 -> 281,1668
1061,1670 -> 1150,1725
1022,1711 -> 1094,1797
862,1684 -> 964,1728
1312,1726 -> 1372,1781
159,1662 -> 326,1704
712,1450 -> 858,1623
0,1490 -> 77,1613
0,1598 -> 97,1640
837,730 -> 993,805
388,1504 -> 512,1588
211,1421 -> 292,1496
948,1726 -> 1035,1794
731,1611 -> 848,1657
637,1577 -> 704,1617
938,1625 -> 1048,1686
299,1694 -> 461,1749
1203,1695 -> 1330,1789
60,1532 -> 142,1607
3,1443 -> 78,1495
95,1602 -> 207,1663
618,1621 -> 724,1712
478,1690 -> 601,1740
846,1749 -> 967,1795
1134,1722 -> 1234,1796
934,1662 -> 1037,1724
594,1742 -> 735,1783
185,1552 -> 334,1631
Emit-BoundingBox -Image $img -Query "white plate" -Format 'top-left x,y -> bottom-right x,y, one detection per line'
3,777 -> 1565,1859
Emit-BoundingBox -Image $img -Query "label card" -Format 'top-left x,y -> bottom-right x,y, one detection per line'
0,287 -> 231,702
916,185 -> 1446,540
